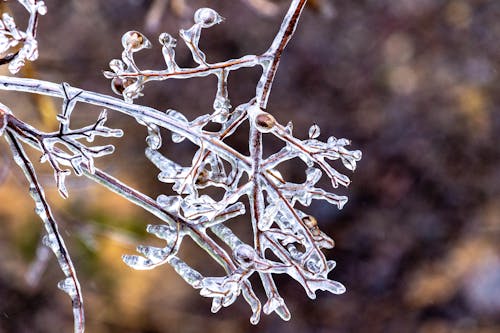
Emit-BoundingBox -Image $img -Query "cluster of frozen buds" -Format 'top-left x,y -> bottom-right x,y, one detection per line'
0,0 -> 46,73
104,6 -> 362,324
104,8 -> 235,107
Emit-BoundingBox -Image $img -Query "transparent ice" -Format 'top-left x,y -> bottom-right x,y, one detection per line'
0,1 -> 362,331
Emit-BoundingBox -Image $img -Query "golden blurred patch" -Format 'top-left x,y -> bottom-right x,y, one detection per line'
452,85 -> 490,136
20,62 -> 59,128
405,238 -> 494,307
0,175 -> 36,226
445,0 -> 472,30
97,236 -> 150,321
479,197 -> 500,231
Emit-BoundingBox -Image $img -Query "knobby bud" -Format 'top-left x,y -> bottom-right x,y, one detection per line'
159,33 -> 177,48
111,77 -> 134,95
233,244 -> 257,268
302,215 -> 321,236
195,169 -> 209,186
121,31 -> 152,52
194,8 -> 223,28
254,111 -> 276,133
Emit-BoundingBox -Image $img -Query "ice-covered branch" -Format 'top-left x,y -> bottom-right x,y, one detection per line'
0,1 -> 362,330
3,126 -> 84,333
0,0 -> 46,73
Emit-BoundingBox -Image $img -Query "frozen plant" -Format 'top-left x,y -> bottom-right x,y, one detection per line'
0,0 -> 362,332
0,0 -> 46,73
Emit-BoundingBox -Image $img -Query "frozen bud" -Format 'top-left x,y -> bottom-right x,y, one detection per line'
195,169 -> 209,185
254,112 -> 276,133
111,77 -> 134,95
121,31 -> 151,52
306,259 -> 322,274
159,32 -> 177,47
194,8 -> 223,28
36,2 -> 48,15
109,59 -> 125,73
308,123 -> 320,139
302,215 -> 320,236
233,244 -> 257,268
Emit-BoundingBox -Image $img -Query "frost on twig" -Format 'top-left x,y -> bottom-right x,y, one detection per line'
0,0 -> 362,330
0,0 -> 46,73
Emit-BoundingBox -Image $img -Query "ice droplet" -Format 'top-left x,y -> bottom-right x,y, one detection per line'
146,124 -> 162,149
211,297 -> 223,313
159,33 -> 176,47
109,59 -> 124,73
194,8 -> 223,28
308,123 -> 320,139
137,245 -> 166,264
147,224 -> 178,242
36,2 -> 48,15
233,244 -> 257,268
263,295 -> 286,315
352,149 -> 362,160
254,111 -> 276,133
121,31 -> 151,52
58,277 -> 77,297
122,254 -> 152,270
327,260 -> 337,272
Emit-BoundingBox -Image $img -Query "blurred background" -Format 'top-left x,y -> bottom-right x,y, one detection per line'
1,0 -> 500,332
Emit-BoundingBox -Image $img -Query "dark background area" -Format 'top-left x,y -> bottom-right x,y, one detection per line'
1,0 -> 500,332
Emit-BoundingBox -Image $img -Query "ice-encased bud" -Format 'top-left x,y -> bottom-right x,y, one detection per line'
121,31 -> 151,52
302,215 -> 321,236
109,59 -> 125,73
233,244 -> 257,268
58,277 -> 77,297
146,123 -> 162,149
159,32 -> 177,47
111,77 -> 134,95
194,8 -> 223,28
254,112 -> 276,133
195,168 -> 209,185
306,259 -> 322,274
308,123 -> 320,139
212,96 -> 231,123
36,2 -> 48,15
263,295 -> 286,316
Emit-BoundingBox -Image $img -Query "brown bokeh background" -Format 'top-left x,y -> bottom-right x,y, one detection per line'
1,0 -> 500,332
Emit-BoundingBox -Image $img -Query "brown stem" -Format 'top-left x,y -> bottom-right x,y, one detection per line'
119,56 -> 257,81
257,0 -> 308,109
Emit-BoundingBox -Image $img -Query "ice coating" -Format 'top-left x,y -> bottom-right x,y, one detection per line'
0,0 -> 362,329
